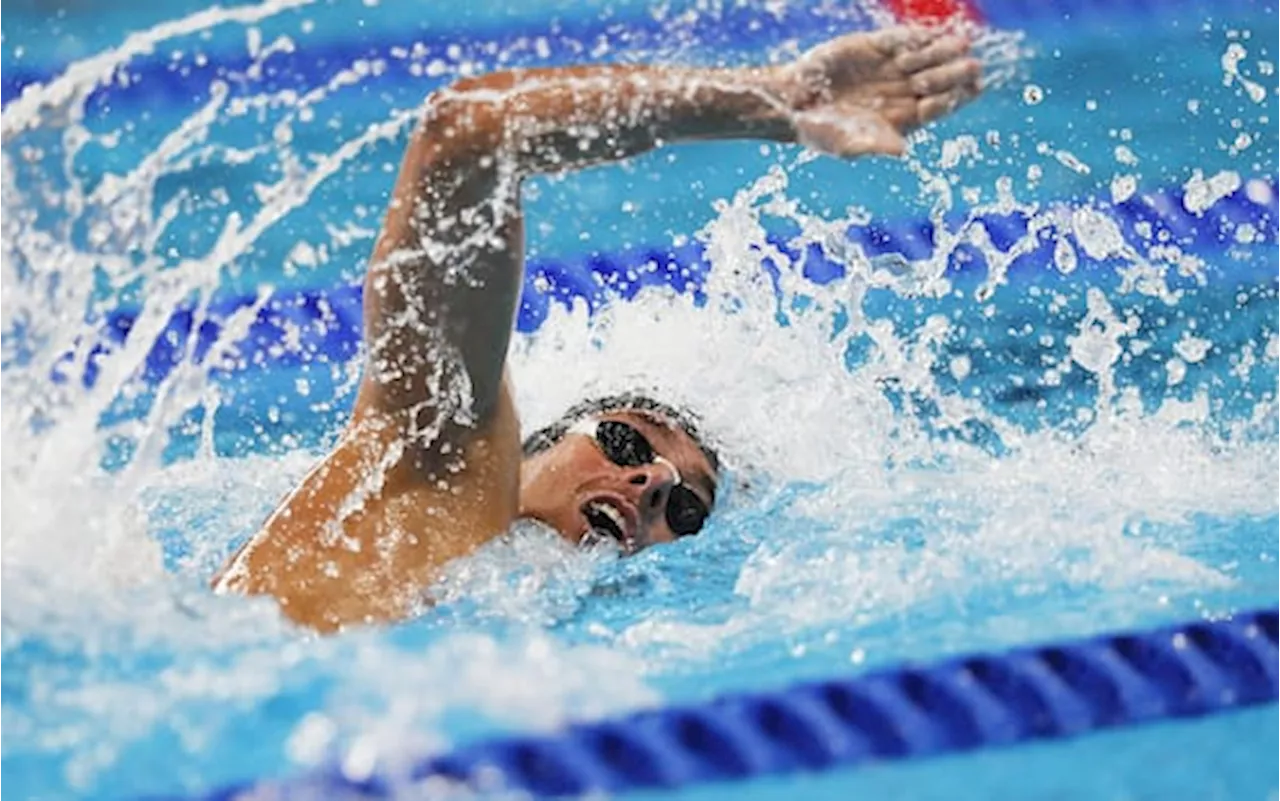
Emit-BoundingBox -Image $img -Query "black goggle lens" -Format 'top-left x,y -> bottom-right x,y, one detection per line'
666,486 -> 708,537
596,420 -> 654,467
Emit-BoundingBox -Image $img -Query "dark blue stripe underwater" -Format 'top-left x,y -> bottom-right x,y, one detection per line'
59,176 -> 1276,390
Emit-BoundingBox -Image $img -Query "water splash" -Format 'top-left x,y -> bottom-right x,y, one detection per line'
1,0 -> 316,142
505,158 -> 1276,668
2,2 -> 1277,798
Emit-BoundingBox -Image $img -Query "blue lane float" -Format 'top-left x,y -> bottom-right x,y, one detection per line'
183,607 -> 1278,800
69,177 -> 1277,390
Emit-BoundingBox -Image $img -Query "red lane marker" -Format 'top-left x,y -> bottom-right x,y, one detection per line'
884,0 -> 982,23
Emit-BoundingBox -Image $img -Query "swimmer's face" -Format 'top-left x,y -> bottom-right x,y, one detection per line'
518,411 -> 717,554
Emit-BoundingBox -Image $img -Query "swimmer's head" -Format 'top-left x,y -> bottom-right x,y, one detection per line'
518,392 -> 719,555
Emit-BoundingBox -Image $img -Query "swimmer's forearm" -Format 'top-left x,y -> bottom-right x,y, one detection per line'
417,64 -> 802,175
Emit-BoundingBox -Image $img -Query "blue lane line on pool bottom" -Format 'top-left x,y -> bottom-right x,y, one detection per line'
62,175 -> 1277,391
185,607 -> 1278,800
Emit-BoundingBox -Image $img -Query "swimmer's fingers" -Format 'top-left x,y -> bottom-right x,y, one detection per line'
789,24 -> 982,157
865,25 -> 937,58
909,57 -> 982,97
895,33 -> 972,74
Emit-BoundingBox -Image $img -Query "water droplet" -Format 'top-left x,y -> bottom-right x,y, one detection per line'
1054,149 -> 1091,175
1053,236 -> 1078,274
1182,169 -> 1241,216
1174,333 -> 1212,364
1245,178 -> 1273,205
1110,174 -> 1136,204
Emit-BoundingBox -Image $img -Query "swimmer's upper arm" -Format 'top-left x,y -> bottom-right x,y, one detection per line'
353,65 -> 799,448
216,84 -> 530,631
353,85 -> 524,447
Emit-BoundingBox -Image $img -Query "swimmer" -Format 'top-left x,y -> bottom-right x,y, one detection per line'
213,24 -> 983,632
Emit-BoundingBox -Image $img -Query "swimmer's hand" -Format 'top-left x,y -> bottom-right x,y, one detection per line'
777,25 -> 982,158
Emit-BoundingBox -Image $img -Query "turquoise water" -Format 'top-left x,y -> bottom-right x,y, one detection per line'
2,1 -> 1277,799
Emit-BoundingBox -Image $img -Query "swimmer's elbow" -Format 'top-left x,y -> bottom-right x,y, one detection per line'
413,78 -> 509,168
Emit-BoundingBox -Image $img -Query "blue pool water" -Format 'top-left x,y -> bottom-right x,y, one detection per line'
2,0 -> 1277,799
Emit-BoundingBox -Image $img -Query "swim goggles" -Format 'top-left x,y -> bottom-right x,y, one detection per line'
566,418 -> 711,537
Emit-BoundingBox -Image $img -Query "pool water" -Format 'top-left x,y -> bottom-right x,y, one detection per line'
1,0 -> 1277,799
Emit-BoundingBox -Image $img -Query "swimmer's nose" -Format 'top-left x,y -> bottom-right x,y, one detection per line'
622,463 -> 677,521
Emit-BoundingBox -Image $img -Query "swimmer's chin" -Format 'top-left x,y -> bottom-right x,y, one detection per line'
577,528 -> 640,557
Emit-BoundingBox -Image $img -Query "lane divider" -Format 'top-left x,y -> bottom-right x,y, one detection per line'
181,607 -> 1278,799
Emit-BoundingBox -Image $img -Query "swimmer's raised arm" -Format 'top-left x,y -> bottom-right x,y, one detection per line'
214,26 -> 981,632
366,24 -> 980,431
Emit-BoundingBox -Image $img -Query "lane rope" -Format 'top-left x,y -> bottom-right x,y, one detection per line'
189,607 -> 1277,799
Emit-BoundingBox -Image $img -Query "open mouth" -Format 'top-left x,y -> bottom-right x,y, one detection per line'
582,500 -> 634,553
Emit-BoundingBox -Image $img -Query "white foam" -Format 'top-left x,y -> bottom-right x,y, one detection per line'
499,164 -> 1276,660
1183,169 -> 1243,216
